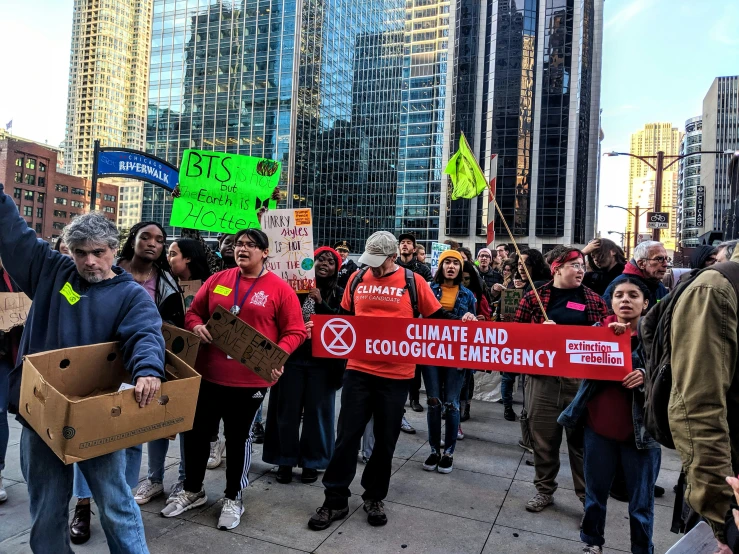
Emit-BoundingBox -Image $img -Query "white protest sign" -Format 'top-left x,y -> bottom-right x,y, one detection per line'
430,242 -> 450,277
260,208 -> 316,293
0,292 -> 31,332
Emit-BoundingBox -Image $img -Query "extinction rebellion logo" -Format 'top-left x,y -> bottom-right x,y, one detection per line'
566,340 -> 624,366
320,318 -> 356,356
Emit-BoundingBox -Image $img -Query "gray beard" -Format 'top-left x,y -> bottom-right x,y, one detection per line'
82,272 -> 104,284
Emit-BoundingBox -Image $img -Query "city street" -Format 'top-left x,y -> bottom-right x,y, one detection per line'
0,392 -> 684,553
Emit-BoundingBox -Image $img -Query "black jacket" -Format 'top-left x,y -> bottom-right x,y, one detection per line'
337,259 -> 358,289
583,262 -> 625,297
398,256 -> 432,282
479,267 -> 503,288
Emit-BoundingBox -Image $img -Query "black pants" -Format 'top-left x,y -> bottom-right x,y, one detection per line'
460,370 -> 474,403
322,370 -> 410,509
183,380 -> 266,500
408,366 -> 422,403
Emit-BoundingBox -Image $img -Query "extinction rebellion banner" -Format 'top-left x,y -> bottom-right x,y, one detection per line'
311,316 -> 631,381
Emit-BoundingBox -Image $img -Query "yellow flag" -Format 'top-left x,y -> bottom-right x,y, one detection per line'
444,133 -> 488,200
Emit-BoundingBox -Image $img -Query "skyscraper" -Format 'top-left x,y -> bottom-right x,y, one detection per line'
677,116 -> 702,248
64,0 -> 153,177
626,123 -> 682,248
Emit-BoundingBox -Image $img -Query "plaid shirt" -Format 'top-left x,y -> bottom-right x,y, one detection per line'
513,281 -> 608,325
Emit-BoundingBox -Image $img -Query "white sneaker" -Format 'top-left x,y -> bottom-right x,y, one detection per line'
160,488 -> 207,517
207,440 -> 225,469
166,481 -> 184,504
217,498 -> 244,530
134,479 -> 164,505
0,476 -> 7,503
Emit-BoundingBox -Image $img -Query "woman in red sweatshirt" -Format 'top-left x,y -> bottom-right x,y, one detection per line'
162,228 -> 306,531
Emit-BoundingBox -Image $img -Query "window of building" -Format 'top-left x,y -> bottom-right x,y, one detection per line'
87,191 -> 101,199
15,157 -> 23,167
104,194 -> 116,202
39,162 -> 46,172
24,190 -> 34,201
55,184 -> 68,193
72,187 -> 85,196
69,212 -> 79,220
14,172 -> 22,183
35,223 -> 42,234
103,206 -> 115,214
23,206 -> 32,217
25,174 -> 35,185
38,177 -> 46,187
55,197 -> 67,206
53,222 -> 65,230
37,207 -> 43,218
13,188 -> 21,199
25,158 -> 36,170
38,193 -> 44,203
54,210 -> 67,218
70,200 -> 84,208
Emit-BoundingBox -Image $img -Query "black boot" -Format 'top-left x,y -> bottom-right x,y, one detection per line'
461,401 -> 471,422
70,502 -> 92,545
276,465 -> 293,484
301,468 -> 319,484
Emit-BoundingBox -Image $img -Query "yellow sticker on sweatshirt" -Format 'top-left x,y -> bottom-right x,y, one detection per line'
213,285 -> 232,297
60,283 -> 81,305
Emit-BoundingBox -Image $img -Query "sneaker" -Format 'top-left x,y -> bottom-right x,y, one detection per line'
308,506 -> 349,531
161,488 -> 208,517
276,465 -> 293,484
504,406 -> 516,421
525,492 -> 554,513
437,455 -> 453,474
207,440 -> 225,469
0,476 -> 6,503
457,424 -> 465,440
400,416 -> 416,434
134,479 -> 164,505
518,439 -> 533,453
582,546 -> 602,554
252,421 -> 265,444
301,468 -> 319,484
166,481 -> 184,503
363,499 -> 388,526
217,498 -> 244,530
422,453 -> 440,471
410,400 -> 424,412
360,455 -> 369,464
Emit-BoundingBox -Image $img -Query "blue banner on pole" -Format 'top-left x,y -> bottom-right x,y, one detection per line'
96,149 -> 179,191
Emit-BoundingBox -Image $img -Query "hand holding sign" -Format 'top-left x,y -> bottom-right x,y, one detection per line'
170,150 -> 281,233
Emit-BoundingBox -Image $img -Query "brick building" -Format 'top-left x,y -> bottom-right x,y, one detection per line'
0,133 -> 118,241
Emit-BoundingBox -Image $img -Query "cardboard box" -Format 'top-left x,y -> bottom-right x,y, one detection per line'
162,323 -> 201,368
20,343 -> 201,464
206,305 -> 290,382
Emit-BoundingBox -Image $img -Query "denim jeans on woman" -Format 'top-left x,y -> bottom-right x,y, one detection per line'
146,436 -> 186,483
74,445 -> 143,498
0,358 -> 10,475
21,427 -> 148,554
421,365 -> 465,455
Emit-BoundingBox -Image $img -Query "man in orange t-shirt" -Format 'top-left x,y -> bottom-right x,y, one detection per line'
308,232 -> 476,531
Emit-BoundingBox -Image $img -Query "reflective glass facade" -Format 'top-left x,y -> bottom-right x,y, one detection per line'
677,116 -> 702,247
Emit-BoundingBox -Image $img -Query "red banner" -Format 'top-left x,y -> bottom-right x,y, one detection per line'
311,316 -> 632,381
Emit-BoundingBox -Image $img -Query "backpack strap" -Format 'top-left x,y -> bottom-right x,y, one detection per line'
404,268 -> 420,318
348,267 -> 369,315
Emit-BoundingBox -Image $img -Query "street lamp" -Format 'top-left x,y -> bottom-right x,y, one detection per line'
604,149 -> 735,241
605,204 -> 652,251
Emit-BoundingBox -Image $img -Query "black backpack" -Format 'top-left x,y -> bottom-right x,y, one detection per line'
640,262 -> 739,449
349,267 -> 419,318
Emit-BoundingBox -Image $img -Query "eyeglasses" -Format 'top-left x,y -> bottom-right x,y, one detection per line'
565,263 -> 586,271
647,256 -> 671,264
235,241 -> 259,249
478,254 -> 491,259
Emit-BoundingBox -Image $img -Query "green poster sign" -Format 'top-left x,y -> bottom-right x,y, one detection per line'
169,149 -> 280,233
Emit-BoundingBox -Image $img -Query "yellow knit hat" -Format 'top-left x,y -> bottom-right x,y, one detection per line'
438,249 -> 464,266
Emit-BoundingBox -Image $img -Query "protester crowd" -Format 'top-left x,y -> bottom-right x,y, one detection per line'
2,180 -> 739,553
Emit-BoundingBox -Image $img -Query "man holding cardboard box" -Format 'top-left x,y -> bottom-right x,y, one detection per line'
0,184 -> 166,554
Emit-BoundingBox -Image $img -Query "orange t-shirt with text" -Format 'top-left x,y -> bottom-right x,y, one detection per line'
340,267 -> 441,379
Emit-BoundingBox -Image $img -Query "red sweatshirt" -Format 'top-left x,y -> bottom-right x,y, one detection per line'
185,268 -> 307,388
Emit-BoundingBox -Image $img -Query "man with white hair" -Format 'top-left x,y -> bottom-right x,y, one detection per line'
0,183 -> 165,553
603,240 -> 669,309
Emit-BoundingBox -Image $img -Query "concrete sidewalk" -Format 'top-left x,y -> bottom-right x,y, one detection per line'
1,393 -> 686,553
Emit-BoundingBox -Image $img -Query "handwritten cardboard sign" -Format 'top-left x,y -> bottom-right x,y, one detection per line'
169,150 -> 280,233
501,288 -> 523,317
430,242 -> 450,277
161,323 -> 201,368
179,280 -> 202,309
0,292 -> 31,332
205,305 -> 290,382
260,208 -> 316,293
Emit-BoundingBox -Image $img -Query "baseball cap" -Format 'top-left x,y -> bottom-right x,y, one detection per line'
359,231 -> 398,268
398,233 -> 417,246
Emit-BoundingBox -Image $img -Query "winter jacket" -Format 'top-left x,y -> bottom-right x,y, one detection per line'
398,256 -> 432,282
582,262 -> 625,296
429,283 -> 477,319
514,281 -> 608,325
669,250 -> 739,542
602,261 -> 668,309
558,315 -> 659,450
337,259 -> 358,289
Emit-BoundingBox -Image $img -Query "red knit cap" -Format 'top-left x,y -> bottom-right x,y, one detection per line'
314,246 -> 342,266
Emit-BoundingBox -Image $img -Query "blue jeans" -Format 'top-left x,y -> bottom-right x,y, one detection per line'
581,426 -> 661,554
0,358 -> 10,473
146,436 -> 186,483
21,427 -> 148,554
74,445 -> 142,499
421,365 -> 465,455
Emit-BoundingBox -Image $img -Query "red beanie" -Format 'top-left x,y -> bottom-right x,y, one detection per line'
314,246 -> 342,266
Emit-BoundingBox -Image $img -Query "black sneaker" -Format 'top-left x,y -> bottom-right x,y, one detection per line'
410,400 -> 424,413
422,453 -> 440,471
363,499 -> 387,526
252,421 -> 265,444
437,455 -> 453,474
301,468 -> 318,484
308,506 -> 349,531
276,465 -> 292,484
503,406 -> 516,421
